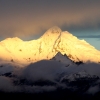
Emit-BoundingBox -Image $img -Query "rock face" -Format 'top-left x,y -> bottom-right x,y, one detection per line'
51,52 -> 74,66
0,26 -> 100,64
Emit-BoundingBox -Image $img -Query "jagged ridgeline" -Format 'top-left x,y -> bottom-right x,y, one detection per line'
0,26 -> 100,64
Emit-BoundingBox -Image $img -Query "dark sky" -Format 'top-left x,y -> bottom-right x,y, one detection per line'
0,0 -> 100,49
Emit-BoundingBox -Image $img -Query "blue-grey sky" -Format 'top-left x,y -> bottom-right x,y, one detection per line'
0,0 -> 100,50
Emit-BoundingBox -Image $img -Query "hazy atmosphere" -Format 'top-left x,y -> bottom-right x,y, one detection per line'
0,0 -> 100,49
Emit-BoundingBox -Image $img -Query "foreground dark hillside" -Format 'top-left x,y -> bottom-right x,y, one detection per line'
0,88 -> 100,100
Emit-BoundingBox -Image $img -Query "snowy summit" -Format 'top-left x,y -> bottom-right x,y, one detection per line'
0,26 -> 100,64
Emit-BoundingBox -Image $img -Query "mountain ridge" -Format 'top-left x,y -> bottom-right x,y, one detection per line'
0,26 -> 100,64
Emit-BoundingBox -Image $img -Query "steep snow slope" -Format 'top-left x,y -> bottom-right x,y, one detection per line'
54,31 -> 100,62
0,26 -> 100,64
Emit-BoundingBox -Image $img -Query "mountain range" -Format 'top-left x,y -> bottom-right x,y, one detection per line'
0,26 -> 100,65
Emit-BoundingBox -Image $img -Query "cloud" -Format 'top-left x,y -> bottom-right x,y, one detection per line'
21,60 -> 67,82
23,85 -> 57,93
0,60 -> 68,93
78,35 -> 100,38
0,59 -> 100,95
0,0 -> 100,39
87,85 -> 99,95
0,76 -> 12,92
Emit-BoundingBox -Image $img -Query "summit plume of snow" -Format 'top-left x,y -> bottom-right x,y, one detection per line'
0,26 -> 100,64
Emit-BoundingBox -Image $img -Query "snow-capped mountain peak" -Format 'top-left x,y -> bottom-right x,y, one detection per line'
41,26 -> 62,37
0,26 -> 100,64
53,30 -> 100,63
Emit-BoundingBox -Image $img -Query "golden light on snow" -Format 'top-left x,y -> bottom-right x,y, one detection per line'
0,26 -> 100,65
